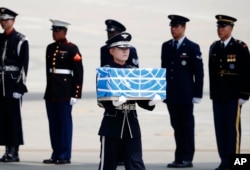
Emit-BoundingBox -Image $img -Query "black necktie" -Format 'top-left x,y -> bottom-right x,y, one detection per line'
173,40 -> 178,52
221,42 -> 225,49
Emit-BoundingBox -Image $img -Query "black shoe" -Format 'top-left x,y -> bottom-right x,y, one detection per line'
117,161 -> 124,166
43,158 -> 57,164
167,160 -> 193,168
215,167 -> 229,170
55,159 -> 71,164
2,154 -> 20,162
0,154 -> 8,162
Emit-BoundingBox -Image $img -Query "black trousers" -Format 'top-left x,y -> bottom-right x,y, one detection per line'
212,99 -> 241,168
99,136 -> 145,170
0,97 -> 23,146
167,103 -> 194,162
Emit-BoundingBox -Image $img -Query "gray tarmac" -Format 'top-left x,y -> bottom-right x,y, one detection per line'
0,92 -> 250,170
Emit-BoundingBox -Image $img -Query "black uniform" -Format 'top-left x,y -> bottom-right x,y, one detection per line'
0,30 -> 29,143
97,62 -> 155,170
161,37 -> 204,163
209,37 -> 250,168
0,29 -> 29,158
44,38 -> 83,161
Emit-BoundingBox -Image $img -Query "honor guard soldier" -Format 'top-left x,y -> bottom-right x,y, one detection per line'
0,7 -> 29,162
100,19 -> 140,166
43,19 -> 84,164
209,15 -> 250,170
97,32 -> 160,170
161,15 -> 204,168
100,19 -> 139,68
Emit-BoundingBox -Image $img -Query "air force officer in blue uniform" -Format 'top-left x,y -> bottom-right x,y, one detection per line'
161,15 -> 204,168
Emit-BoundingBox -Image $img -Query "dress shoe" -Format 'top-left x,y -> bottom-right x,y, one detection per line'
117,161 -> 124,166
43,158 -> 57,164
55,159 -> 71,164
215,167 -> 229,170
1,154 -> 20,162
0,154 -> 8,162
167,160 -> 193,168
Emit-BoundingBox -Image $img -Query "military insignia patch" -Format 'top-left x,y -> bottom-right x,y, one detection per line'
73,53 -> 82,61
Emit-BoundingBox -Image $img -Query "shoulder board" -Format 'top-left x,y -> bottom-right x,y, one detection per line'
16,32 -> 26,40
234,39 -> 248,48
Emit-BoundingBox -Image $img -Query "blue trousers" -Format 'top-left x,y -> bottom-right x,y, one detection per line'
212,99 -> 241,168
45,100 -> 73,160
167,103 -> 194,162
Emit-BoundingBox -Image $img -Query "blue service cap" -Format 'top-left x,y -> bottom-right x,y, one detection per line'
168,14 -> 190,26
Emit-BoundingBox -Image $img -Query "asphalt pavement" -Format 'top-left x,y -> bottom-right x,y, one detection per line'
0,92 -> 250,170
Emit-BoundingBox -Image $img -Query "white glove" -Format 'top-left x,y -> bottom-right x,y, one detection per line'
239,98 -> 247,105
148,94 -> 162,106
112,96 -> 127,106
192,97 -> 201,104
13,92 -> 22,99
70,97 -> 78,105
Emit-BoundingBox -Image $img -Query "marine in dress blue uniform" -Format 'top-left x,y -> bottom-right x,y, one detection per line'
161,15 -> 204,168
209,15 -> 250,170
43,19 -> 84,164
100,19 -> 139,67
0,7 -> 29,162
97,32 -> 156,170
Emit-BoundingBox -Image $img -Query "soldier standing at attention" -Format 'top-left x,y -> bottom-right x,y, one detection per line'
100,19 -> 140,166
97,32 -> 159,170
43,19 -> 84,164
100,19 -> 139,68
161,14 -> 204,168
209,15 -> 250,170
0,7 -> 29,162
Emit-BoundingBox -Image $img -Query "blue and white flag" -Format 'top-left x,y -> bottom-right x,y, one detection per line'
96,67 -> 167,100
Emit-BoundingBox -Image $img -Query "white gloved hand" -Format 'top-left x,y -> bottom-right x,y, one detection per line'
13,92 -> 22,99
192,97 -> 202,104
70,97 -> 78,105
148,94 -> 162,106
238,98 -> 247,105
112,96 -> 127,107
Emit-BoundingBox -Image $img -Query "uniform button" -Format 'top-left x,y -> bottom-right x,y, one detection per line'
171,62 -> 174,64
219,65 -> 222,68
220,59 -> 223,62
53,58 -> 56,61
170,77 -> 173,80
170,69 -> 173,72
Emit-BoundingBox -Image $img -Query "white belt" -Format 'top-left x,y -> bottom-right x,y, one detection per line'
49,68 -> 72,74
